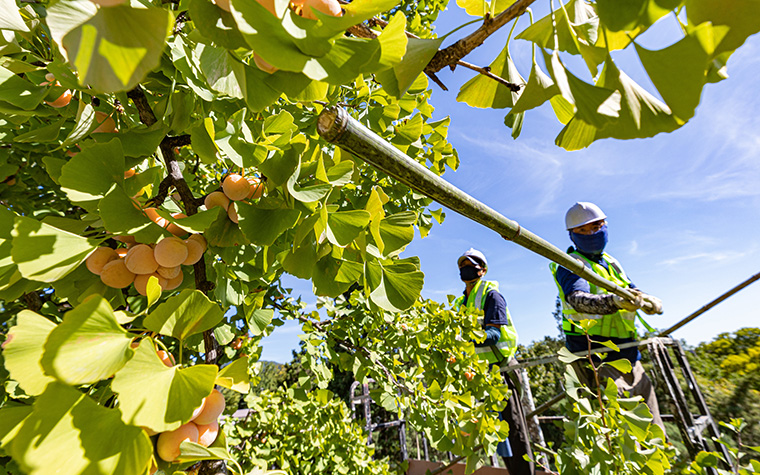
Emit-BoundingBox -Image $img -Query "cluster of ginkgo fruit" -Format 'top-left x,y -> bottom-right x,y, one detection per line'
145,348 -> 226,470
85,233 -> 207,295
203,174 -> 264,224
208,0 -> 342,74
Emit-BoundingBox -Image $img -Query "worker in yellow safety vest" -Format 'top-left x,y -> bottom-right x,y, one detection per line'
454,249 -> 534,475
550,202 -> 665,430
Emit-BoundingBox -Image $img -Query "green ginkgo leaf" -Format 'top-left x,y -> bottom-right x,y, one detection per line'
59,138 -> 125,204
635,22 -> 717,120
0,66 -> 46,110
366,259 -> 424,312
3,310 -> 57,395
457,42 -> 525,109
41,295 -> 134,385
144,289 -> 224,341
237,203 -> 302,246
112,340 -> 217,433
326,210 -> 371,246
46,0 -> 173,92
11,216 -> 100,283
11,382 -> 152,475
216,356 -> 250,393
312,255 -> 363,297
0,405 -> 32,450
247,308 -> 274,336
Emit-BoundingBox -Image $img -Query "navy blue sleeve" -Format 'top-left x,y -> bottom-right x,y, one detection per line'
483,290 -> 509,326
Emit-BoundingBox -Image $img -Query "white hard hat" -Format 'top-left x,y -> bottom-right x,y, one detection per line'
457,248 -> 488,271
565,202 -> 607,230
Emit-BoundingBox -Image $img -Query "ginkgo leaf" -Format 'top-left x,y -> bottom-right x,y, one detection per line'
144,290 -> 224,342
3,310 -> 57,395
41,295 -> 134,385
11,382 -> 152,475
112,340 -> 217,433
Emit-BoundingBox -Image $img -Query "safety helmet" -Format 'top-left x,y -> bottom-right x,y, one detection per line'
565,202 -> 607,230
457,248 -> 488,271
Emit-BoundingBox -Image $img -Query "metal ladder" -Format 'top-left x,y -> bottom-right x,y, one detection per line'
647,337 -> 731,472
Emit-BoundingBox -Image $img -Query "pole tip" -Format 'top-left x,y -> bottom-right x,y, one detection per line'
317,106 -> 348,143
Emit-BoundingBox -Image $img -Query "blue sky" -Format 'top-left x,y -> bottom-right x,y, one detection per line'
260,3 -> 760,363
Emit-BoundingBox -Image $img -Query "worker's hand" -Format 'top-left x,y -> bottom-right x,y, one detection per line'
639,293 -> 663,315
612,292 -> 643,311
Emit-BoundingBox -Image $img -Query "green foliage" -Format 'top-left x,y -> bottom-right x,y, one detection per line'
687,329 -> 760,454
0,0 -> 758,472
227,387 -> 393,475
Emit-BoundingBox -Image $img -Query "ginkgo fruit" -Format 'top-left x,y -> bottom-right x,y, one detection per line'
154,237 -> 188,268
124,244 -> 159,275
192,389 -> 226,425
124,168 -> 136,178
167,213 -> 188,237
45,89 -> 73,108
156,423 -> 199,462
157,265 -> 181,279
256,0 -> 277,15
212,0 -> 230,11
100,260 -> 136,288
93,111 -> 117,133
292,0 -> 341,20
204,191 -> 230,212
187,234 -> 208,252
133,273 -> 163,296
195,421 -> 219,447
164,271 -> 184,291
156,349 -> 175,367
253,54 -> 278,74
183,238 -> 204,266
143,207 -> 169,229
227,204 -> 239,224
247,177 -> 264,199
86,247 -> 118,275
222,174 -> 250,201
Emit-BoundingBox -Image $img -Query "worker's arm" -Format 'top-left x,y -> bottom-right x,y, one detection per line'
557,266 -> 640,314
475,290 -> 507,347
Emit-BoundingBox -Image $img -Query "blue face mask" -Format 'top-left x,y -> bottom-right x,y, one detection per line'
570,224 -> 608,255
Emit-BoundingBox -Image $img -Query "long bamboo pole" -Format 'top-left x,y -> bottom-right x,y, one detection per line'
317,106 -> 653,311
658,271 -> 760,337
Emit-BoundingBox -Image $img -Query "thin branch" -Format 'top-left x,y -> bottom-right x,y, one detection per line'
457,60 -> 521,92
352,17 -> 520,92
425,0 -> 538,74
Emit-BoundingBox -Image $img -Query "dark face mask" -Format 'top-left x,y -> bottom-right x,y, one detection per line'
570,224 -> 608,255
459,266 -> 481,282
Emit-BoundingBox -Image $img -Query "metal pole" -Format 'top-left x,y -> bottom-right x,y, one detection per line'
317,107 -> 652,311
659,271 -> 760,336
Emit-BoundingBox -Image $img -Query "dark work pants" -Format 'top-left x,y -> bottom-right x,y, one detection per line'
501,366 -> 535,475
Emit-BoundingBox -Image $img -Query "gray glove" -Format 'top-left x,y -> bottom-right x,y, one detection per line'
639,293 -> 663,315
612,292 -> 643,311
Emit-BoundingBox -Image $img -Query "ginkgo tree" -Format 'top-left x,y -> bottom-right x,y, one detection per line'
0,0 -> 758,473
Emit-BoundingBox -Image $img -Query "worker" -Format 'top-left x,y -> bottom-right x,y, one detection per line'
550,202 -> 664,430
454,249 -> 535,475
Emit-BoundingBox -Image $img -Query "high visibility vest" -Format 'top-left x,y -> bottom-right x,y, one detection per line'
550,251 -> 638,338
454,280 -> 518,363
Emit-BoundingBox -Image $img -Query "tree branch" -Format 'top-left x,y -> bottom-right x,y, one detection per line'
127,86 -> 217,363
424,0 -> 538,74
352,16 -> 521,92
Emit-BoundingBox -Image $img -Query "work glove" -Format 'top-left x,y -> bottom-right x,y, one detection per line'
639,293 -> 663,315
612,292 -> 643,311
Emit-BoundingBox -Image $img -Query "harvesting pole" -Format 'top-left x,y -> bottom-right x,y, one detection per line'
317,106 -> 655,312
